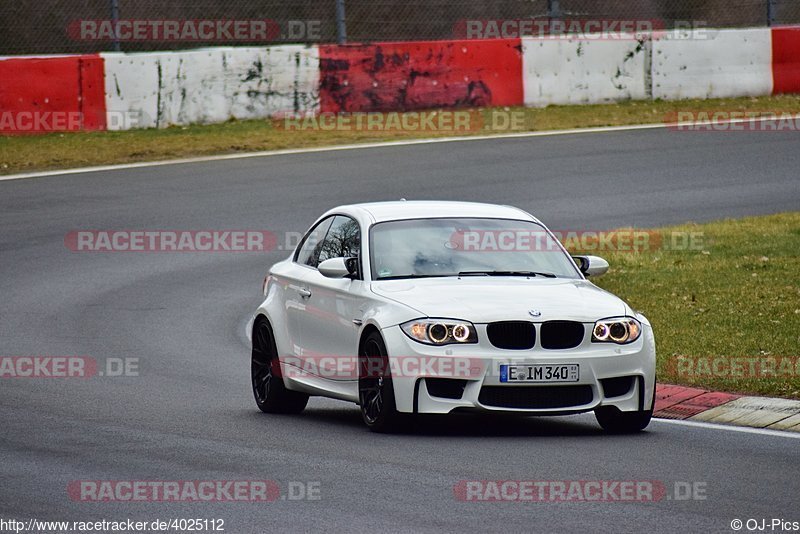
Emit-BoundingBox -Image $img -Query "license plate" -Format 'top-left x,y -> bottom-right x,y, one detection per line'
500,364 -> 579,383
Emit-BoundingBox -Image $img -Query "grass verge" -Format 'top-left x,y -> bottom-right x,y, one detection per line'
572,213 -> 800,399
2,95 -> 800,175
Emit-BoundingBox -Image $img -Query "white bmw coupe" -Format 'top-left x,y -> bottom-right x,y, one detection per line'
249,201 -> 656,433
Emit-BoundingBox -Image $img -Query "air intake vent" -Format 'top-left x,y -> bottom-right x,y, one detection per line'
486,321 -> 536,350
425,378 -> 468,400
600,376 -> 635,398
540,321 -> 585,349
478,385 -> 593,409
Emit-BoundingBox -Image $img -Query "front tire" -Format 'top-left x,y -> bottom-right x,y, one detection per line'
251,318 -> 308,414
594,381 -> 655,433
358,331 -> 403,433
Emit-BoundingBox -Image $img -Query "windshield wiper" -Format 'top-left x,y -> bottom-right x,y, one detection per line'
457,270 -> 557,278
378,274 -> 449,281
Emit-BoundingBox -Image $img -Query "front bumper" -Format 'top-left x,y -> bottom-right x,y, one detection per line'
382,322 -> 656,415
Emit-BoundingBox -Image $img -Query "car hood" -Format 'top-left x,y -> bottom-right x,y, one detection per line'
370,277 -> 627,323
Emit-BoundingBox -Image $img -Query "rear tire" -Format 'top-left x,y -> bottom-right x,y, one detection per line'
251,318 -> 308,414
358,331 -> 404,433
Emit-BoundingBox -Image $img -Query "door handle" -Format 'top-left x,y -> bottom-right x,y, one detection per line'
298,288 -> 312,298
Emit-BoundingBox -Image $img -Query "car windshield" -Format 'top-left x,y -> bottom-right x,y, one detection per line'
370,218 -> 581,280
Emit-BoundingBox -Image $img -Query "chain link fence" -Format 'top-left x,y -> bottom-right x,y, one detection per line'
2,0 -> 799,55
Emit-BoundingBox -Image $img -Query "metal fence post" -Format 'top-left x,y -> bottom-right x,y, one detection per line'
336,0 -> 347,44
767,0 -> 776,26
548,0 -> 562,21
110,0 -> 121,52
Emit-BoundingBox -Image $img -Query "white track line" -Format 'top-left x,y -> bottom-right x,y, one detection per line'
2,115 -> 792,182
654,417 -> 800,439
0,122 -> 670,182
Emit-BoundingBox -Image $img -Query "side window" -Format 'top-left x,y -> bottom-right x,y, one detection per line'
318,216 -> 361,265
295,217 -> 334,267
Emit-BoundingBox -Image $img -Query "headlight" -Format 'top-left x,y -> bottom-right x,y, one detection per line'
401,319 -> 478,346
592,317 -> 641,344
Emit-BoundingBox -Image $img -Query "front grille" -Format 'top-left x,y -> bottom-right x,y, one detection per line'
486,321 -> 536,350
426,378 -> 468,400
540,321 -> 585,349
600,376 -> 635,398
478,385 -> 593,409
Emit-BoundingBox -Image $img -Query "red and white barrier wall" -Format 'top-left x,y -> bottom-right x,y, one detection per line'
2,27 -> 800,133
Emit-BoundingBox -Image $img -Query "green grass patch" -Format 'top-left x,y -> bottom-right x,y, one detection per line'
2,94 -> 800,175
572,213 -> 800,399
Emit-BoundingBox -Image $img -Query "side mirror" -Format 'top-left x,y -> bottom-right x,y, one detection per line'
573,255 -> 609,277
318,257 -> 358,279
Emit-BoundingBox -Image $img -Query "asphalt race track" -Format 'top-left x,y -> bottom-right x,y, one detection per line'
2,127 -> 799,533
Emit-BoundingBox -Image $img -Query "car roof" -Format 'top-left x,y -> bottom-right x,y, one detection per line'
330,201 -> 538,224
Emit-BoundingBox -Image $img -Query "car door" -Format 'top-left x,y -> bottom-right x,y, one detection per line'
298,215 -> 365,381
286,216 -> 334,361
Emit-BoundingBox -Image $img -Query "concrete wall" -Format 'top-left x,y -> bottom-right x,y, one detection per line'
523,37 -> 650,107
102,45 -> 319,129
319,39 -> 523,113
651,28 -> 773,100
